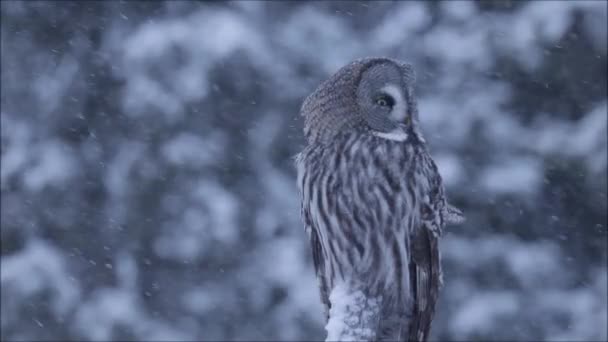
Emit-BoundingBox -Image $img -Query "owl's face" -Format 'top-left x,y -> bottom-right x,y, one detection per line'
355,60 -> 417,140
301,57 -> 419,144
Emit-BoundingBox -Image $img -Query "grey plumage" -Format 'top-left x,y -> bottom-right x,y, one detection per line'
296,57 -> 464,341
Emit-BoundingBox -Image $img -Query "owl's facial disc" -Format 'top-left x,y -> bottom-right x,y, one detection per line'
379,84 -> 408,124
357,63 -> 412,135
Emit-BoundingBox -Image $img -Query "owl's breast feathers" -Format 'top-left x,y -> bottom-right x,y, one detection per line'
297,131 -> 457,341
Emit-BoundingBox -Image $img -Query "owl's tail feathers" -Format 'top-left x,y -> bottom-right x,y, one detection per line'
444,203 -> 465,225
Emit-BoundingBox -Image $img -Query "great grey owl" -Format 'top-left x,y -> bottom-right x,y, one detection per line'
295,57 -> 464,341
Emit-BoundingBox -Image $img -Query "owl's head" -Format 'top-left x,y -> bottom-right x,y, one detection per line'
301,57 -> 420,144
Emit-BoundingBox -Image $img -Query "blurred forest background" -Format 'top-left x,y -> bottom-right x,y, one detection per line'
1,1 -> 607,341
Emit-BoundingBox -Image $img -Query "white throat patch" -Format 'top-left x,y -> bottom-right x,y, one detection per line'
372,128 -> 408,142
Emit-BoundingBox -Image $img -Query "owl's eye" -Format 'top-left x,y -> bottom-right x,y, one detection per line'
374,94 -> 395,109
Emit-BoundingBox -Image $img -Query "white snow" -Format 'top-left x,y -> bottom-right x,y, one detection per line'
1,239 -> 81,316
120,9 -> 268,120
480,157 -> 543,195
325,281 -> 382,341
161,132 -> 227,168
450,291 -> 519,335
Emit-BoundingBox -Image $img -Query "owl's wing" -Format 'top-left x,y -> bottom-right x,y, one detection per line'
302,203 -> 331,322
407,220 -> 441,342
406,161 -> 451,341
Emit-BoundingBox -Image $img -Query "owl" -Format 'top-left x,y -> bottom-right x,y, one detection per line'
295,57 -> 464,341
